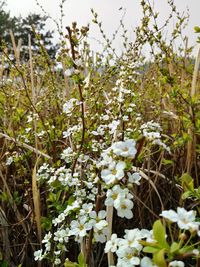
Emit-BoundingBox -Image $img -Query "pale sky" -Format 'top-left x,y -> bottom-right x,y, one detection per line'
5,0 -> 200,55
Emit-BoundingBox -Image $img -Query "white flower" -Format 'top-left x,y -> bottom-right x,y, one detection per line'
64,68 -> 75,77
127,172 -> 141,185
74,58 -> 82,67
63,125 -> 81,138
129,103 -> 136,108
193,249 -> 199,256
54,258 -> 61,265
116,247 -> 140,266
169,260 -> 185,267
121,229 -> 143,251
127,107 -> 133,112
114,198 -> 134,219
61,147 -> 74,162
42,232 -> 52,243
176,208 -> 199,231
34,249 -> 44,261
141,121 -> 162,132
93,225 -> 108,243
54,228 -> 69,243
54,250 -> 61,256
37,130 -> 45,137
63,98 -> 80,115
55,168 -> 73,187
101,161 -> 126,184
63,200 -> 82,216
143,130 -> 161,140
111,139 -> 137,158
6,156 -> 14,165
108,120 -> 120,134
98,148 -> 113,167
92,125 -> 106,136
92,210 -> 107,219
95,219 -> 108,231
77,154 -> 89,163
89,210 -> 108,230
80,203 -> 94,216
48,175 -> 57,185
44,241 -> 51,252
141,257 -> 157,267
122,115 -> 129,121
102,114 -> 109,121
160,209 -> 178,222
105,185 -> 125,206
63,100 -> 74,114
27,115 -> 33,122
161,207 -> 200,231
105,233 -> 120,253
70,216 -> 92,238
25,127 -> 32,133
152,139 -> 171,153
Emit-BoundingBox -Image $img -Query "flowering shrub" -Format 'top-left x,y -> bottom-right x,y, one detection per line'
34,107 -> 200,266
1,1 -> 200,267
34,53 -> 199,265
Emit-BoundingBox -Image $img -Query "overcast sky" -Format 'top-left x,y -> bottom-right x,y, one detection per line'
5,0 -> 200,55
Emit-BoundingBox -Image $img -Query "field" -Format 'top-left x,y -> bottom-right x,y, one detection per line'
0,1 -> 200,266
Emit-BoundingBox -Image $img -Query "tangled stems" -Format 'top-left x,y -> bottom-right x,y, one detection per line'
66,26 -> 86,175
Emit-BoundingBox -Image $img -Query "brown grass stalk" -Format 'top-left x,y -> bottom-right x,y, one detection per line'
10,30 -> 22,67
62,61 -> 70,98
106,205 -> 114,266
186,46 -> 200,175
0,132 -> 52,159
32,160 -> 42,244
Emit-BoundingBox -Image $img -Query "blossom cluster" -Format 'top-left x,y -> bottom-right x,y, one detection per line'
161,207 -> 200,234
105,185 -> 134,219
140,121 -> 170,153
63,98 -> 81,116
34,207 -> 109,264
104,207 -> 200,267
99,139 -> 138,185
105,229 -> 151,267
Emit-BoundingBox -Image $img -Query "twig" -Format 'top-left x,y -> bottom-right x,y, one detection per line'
0,132 -> 52,160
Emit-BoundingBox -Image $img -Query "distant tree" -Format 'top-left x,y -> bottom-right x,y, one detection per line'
17,13 -> 57,59
0,1 -> 19,45
0,0 -> 57,60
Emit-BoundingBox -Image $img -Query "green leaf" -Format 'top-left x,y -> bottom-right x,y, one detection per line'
143,246 -> 160,253
0,261 -> 9,267
153,220 -> 169,250
182,191 -> 192,200
153,249 -> 167,267
194,26 -> 200,33
64,259 -> 78,267
40,216 -> 52,231
180,173 -> 194,192
179,246 -> 192,254
170,242 -> 179,253
78,253 -> 87,267
162,159 -> 174,165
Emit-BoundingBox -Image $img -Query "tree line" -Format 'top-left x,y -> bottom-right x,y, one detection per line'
0,0 -> 57,60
